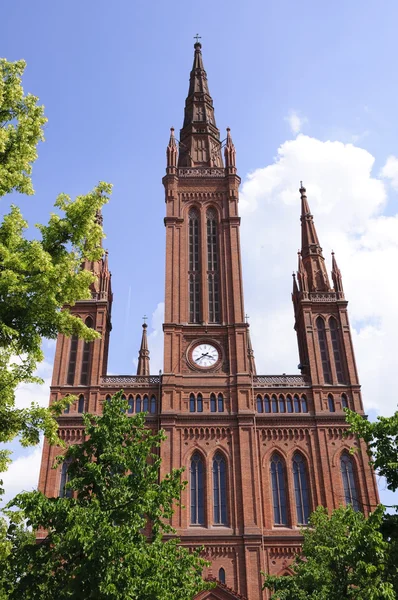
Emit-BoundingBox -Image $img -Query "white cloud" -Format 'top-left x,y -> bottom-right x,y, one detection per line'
380,155 -> 398,190
240,134 -> 397,417
1,444 -> 42,507
285,110 -> 308,135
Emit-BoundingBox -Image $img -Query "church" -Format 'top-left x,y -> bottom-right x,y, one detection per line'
38,41 -> 379,600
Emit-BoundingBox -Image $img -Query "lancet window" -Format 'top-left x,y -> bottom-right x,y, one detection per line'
190,452 -> 205,525
207,209 -> 220,323
189,393 -> 203,413
80,316 -> 93,385
128,395 -> 134,414
77,394 -> 85,413
316,317 -> 332,383
328,394 -> 335,412
218,568 -> 226,584
188,209 -> 201,323
59,460 -> 72,498
143,395 -> 149,412
271,453 -> 288,525
213,452 -> 227,525
67,335 -> 78,385
341,394 -> 348,409
256,394 -> 308,414
340,453 -> 359,511
292,453 -> 310,524
329,317 -> 345,383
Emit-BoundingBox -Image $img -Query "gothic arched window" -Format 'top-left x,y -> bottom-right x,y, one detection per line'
143,395 -> 149,412
64,401 -> 70,415
210,393 -> 217,413
60,460 -> 72,498
207,209 -> 220,323
257,395 -> 263,413
329,317 -> 344,383
294,394 -> 301,413
293,453 -> 310,524
136,395 -> 141,413
128,395 -> 134,414
218,393 -> 224,412
271,395 -> 278,413
188,209 -> 201,323
341,394 -> 348,409
106,394 -> 111,404
316,317 -> 332,384
279,395 -> 286,413
121,394 -> 126,412
190,393 -> 196,413
264,396 -> 271,413
271,453 -> 288,525
190,452 -> 205,525
286,396 -> 293,413
213,452 -> 227,525
150,395 -> 156,413
78,395 -> 85,414
197,393 -> 203,413
80,316 -> 93,385
218,568 -> 226,584
340,453 -> 359,511
67,335 -> 78,385
328,394 -> 335,412
301,395 -> 308,413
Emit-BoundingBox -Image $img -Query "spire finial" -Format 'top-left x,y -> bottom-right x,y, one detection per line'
137,317 -> 150,375
194,33 -> 202,44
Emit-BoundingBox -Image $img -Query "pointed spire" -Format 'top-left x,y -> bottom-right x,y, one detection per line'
331,251 -> 345,297
299,182 -> 331,292
166,127 -> 178,173
245,315 -> 257,375
178,41 -> 222,168
81,210 -> 112,301
137,321 -> 150,376
224,127 -> 237,174
292,271 -> 299,295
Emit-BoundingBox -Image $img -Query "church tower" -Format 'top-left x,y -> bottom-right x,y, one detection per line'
38,41 -> 379,600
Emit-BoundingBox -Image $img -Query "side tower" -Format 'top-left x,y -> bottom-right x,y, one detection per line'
38,244 -> 113,499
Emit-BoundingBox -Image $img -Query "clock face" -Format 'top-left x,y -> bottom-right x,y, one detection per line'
192,343 -> 219,368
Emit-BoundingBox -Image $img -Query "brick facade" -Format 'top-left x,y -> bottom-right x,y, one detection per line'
37,42 -> 379,600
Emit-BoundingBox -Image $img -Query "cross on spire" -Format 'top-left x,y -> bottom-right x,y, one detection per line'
245,314 -> 250,323
142,315 -> 147,325
194,33 -> 201,44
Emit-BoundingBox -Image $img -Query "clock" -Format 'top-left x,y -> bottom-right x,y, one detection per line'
192,343 -> 219,368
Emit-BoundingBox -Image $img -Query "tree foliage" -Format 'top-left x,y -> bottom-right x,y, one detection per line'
263,505 -> 395,600
0,58 -> 46,197
346,409 -> 398,493
1,392 -> 212,599
0,182 -> 112,456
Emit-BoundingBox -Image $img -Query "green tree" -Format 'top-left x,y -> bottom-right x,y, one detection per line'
0,182 -> 112,472
346,410 -> 398,493
0,58 -> 113,471
0,58 -> 46,197
263,505 -> 395,600
2,392 -> 212,599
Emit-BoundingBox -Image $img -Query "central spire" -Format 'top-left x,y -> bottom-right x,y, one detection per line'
178,41 -> 223,168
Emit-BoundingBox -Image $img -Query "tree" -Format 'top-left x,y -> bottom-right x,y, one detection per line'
0,58 -> 113,471
263,505 -> 395,600
0,182 -> 112,472
0,58 -> 46,197
2,392 -> 212,599
345,410 -> 398,493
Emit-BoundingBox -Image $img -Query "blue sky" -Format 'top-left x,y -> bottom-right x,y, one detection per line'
2,0 -> 398,508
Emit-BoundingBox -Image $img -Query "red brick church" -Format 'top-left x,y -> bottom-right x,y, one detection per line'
38,41 -> 378,599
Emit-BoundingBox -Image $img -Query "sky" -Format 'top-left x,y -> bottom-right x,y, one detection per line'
2,0 -> 398,508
